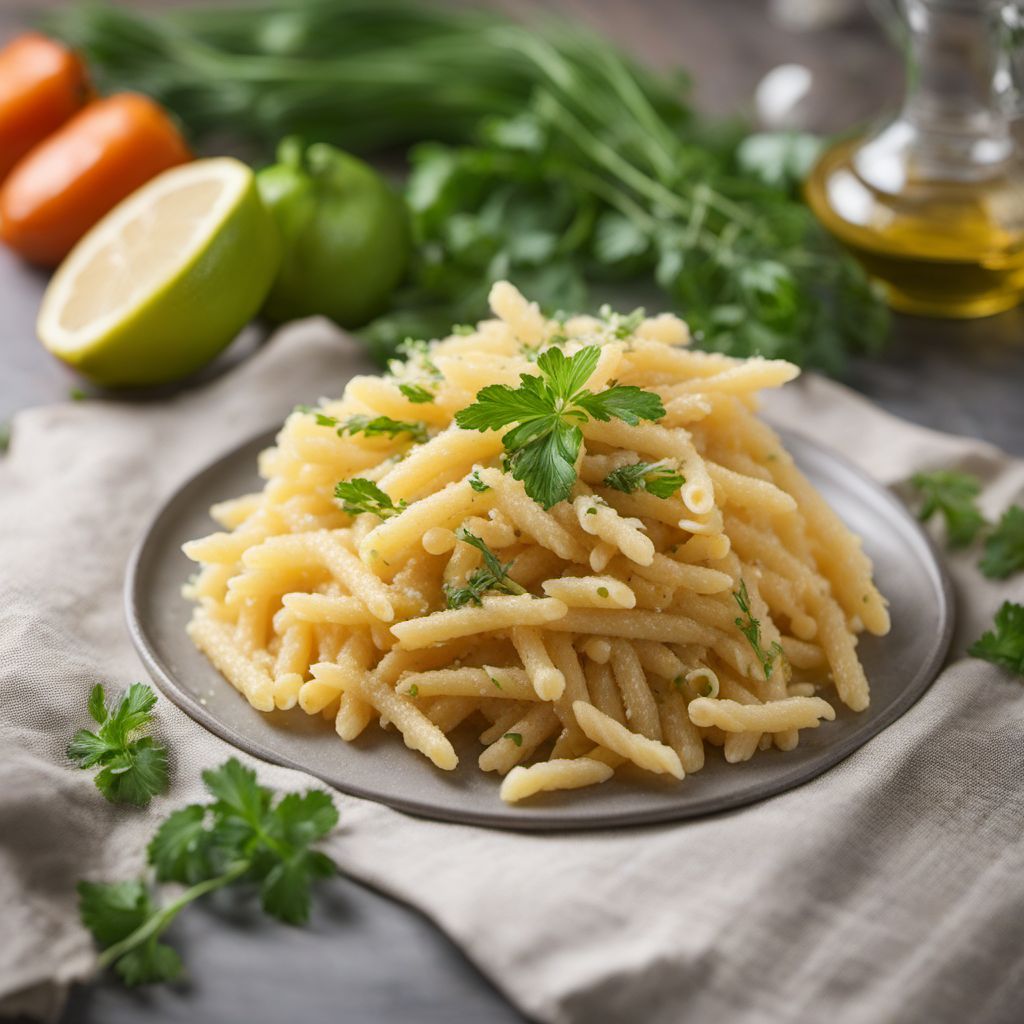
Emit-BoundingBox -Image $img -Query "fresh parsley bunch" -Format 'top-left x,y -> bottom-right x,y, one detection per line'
67,684 -> 168,806
79,759 -> 339,986
455,345 -> 664,507
368,36 -> 887,373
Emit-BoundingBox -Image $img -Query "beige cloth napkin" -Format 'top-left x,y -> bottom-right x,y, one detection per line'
2,322 -> 1023,1024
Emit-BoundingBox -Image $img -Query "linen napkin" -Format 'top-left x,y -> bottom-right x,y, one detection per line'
1,321 -> 1022,1024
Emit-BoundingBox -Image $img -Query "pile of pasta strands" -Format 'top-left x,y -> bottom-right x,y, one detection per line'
183,283 -> 890,804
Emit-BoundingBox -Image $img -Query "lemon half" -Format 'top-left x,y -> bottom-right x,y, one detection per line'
38,157 -> 280,387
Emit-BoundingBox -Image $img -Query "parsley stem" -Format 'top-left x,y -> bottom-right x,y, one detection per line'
96,861 -> 250,970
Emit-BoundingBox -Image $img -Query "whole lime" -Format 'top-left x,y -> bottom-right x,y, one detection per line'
257,139 -> 410,329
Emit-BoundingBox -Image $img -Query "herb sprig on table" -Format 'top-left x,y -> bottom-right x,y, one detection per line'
67,684 -> 168,806
79,759 -> 339,986
455,345 -> 664,507
969,601 -> 1024,676
910,470 -> 987,548
979,506 -> 1024,580
908,468 -> 1024,678
909,470 -> 1024,578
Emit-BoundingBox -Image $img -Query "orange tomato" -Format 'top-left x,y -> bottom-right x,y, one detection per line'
0,33 -> 91,182
0,93 -> 191,266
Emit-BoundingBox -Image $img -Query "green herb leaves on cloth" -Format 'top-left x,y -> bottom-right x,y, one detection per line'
979,506 -> 1024,579
969,601 -> 1024,676
79,758 -> 339,985
910,470 -> 986,548
67,684 -> 168,806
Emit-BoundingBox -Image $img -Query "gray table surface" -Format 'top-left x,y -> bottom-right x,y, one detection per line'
2,2 -> 1023,1023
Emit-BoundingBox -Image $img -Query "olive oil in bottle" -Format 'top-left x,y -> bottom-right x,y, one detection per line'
805,0 -> 1024,319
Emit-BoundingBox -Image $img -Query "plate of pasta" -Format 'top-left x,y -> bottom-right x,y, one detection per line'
127,283 -> 952,829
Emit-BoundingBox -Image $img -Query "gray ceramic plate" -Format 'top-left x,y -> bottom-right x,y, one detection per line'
126,427 -> 953,831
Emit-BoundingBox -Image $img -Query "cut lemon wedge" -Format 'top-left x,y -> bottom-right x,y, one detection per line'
38,157 -> 280,387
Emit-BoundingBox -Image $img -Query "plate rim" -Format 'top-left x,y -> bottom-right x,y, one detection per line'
124,423 -> 955,832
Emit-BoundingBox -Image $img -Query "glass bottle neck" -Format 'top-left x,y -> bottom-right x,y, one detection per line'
900,0 -> 1012,176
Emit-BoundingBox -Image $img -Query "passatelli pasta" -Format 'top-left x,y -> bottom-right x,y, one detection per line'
182,282 -> 889,804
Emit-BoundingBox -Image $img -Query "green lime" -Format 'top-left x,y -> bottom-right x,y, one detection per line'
37,157 -> 280,387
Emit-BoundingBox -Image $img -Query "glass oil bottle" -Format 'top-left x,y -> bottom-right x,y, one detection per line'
805,0 -> 1024,318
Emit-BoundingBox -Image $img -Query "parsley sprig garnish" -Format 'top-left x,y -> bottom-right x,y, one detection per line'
979,506 -> 1024,579
334,478 -> 407,520
67,684 -> 168,806
969,601 -> 1024,676
910,470 -> 986,548
603,459 -> 685,499
78,759 -> 338,986
733,581 -> 783,681
443,527 -> 526,608
455,345 -> 664,507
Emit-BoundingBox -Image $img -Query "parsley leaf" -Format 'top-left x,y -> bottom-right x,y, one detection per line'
398,383 -> 435,404
979,506 -> 1024,579
603,460 -> 685,499
67,684 -> 168,806
81,758 -> 339,986
313,412 -> 427,444
910,470 -> 986,548
443,527 -> 526,608
78,880 -> 182,986
468,469 -> 491,492
147,805 -> 213,885
503,732 -> 523,747
334,478 -> 407,520
969,601 -> 1024,676
733,581 -> 783,681
455,345 -> 664,507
